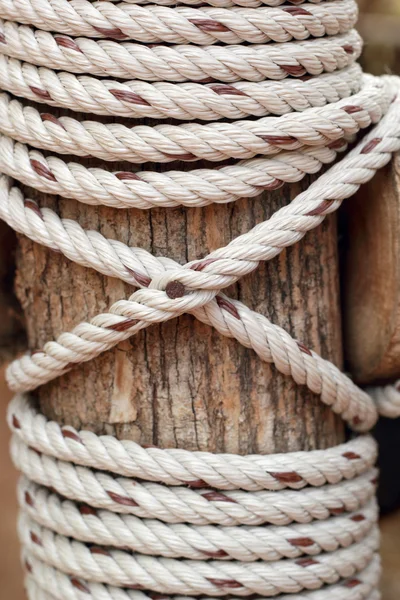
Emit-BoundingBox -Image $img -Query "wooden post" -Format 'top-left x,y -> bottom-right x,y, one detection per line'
343,152 -> 400,384
14,169 -> 345,454
342,152 -> 400,512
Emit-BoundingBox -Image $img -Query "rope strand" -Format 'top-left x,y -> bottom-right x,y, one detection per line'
1,0 -> 399,598
0,23 -> 363,81
0,60 -> 363,120
0,0 -> 357,44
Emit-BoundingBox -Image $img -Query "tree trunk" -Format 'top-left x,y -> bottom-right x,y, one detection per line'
14,165 -> 344,454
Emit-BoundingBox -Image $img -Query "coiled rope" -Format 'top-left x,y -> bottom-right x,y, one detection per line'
1,0 -> 400,598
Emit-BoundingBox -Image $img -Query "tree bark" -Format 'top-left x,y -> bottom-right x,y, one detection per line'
14,166 -> 344,454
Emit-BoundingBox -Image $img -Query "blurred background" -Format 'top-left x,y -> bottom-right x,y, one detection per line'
1,1 -> 400,598
357,0 -> 400,76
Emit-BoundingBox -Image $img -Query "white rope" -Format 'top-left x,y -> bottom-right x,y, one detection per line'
0,153 -> 349,280
0,76 -> 385,162
0,141 -> 349,208
0,60 -> 363,120
10,433 -> 379,525
8,411 -> 382,598
90,0 -> 341,5
8,396 -> 378,490
6,93 -> 400,433
22,554 -> 382,600
0,0 -> 357,44
0,77 -> 388,167
17,512 -> 379,595
0,24 -> 363,81
17,476 -> 378,561
1,0 -> 399,598
367,382 -> 400,419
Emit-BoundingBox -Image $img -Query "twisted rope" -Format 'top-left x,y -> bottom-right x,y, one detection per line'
367,382 -> 400,419
0,76 -> 384,162
8,400 -> 381,597
9,431 -> 379,524
22,0 -> 343,6
22,554 -> 383,600
6,93 -> 400,434
0,59 -> 363,120
17,512 -> 379,595
1,0 -> 400,598
0,23 -> 362,81
8,396 -> 377,489
0,141 -> 348,205
3,182 -> 378,429
36,0 -> 341,7
0,0 -> 357,44
17,477 -> 378,561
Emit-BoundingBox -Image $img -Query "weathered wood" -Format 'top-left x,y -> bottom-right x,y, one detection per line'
343,152 -> 400,384
14,165 -> 344,454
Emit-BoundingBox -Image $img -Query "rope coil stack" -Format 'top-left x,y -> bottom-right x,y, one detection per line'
1,0 -> 400,598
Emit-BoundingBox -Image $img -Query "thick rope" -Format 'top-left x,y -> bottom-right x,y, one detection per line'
0,60 -> 363,120
1,0 -> 400,598
0,24 -> 362,81
22,554 -> 383,600
7,399 -> 381,596
0,76 -> 385,162
8,396 -> 378,489
17,512 -> 379,595
17,477 -> 378,561
0,142 -> 348,206
28,0 -> 343,6
6,94 -> 400,433
367,382 -> 400,419
0,0 -> 357,44
9,435 -> 379,524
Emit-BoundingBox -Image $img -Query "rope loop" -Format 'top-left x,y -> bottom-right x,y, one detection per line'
1,0 -> 400,598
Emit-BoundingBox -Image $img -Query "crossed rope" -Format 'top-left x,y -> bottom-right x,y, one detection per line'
1,0 -> 400,598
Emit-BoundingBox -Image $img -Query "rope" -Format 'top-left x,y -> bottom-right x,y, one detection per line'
0,59 -> 363,120
0,76 -> 385,161
0,0 -> 357,44
21,0 -> 344,7
367,382 -> 400,419
7,398 -> 382,596
5,94 -> 400,432
1,0 -> 400,598
9,396 -> 378,489
17,477 -> 378,561
22,554 -> 383,600
7,397 -> 382,598
0,23 -> 362,81
17,512 -> 379,594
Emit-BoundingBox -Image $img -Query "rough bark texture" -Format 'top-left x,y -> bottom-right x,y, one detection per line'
14,166 -> 344,454
343,153 -> 400,384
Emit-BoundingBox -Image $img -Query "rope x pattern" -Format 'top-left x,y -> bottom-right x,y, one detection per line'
1,0 -> 400,598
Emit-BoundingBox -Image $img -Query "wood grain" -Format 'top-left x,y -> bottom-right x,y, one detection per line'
343,153 -> 400,384
15,171 -> 344,454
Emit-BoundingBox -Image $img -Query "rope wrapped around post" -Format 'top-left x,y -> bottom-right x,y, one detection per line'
1,0 -> 400,597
